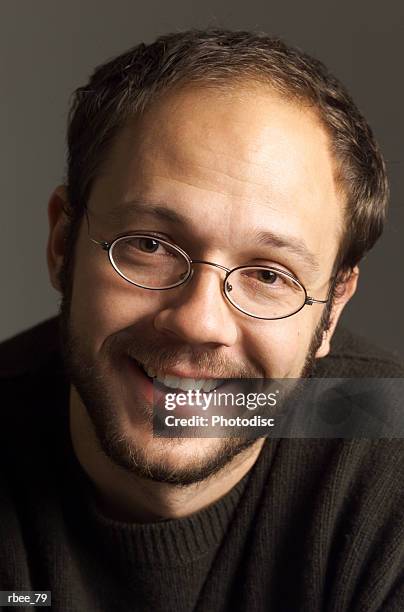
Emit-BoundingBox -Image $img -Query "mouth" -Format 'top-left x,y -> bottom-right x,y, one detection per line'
131,358 -> 224,393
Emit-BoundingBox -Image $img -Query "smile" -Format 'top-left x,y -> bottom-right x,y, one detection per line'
133,359 -> 224,393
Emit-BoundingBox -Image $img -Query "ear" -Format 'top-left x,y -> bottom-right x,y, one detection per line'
46,185 -> 71,293
315,266 -> 359,359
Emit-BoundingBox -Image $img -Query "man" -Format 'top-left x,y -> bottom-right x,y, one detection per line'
0,29 -> 403,611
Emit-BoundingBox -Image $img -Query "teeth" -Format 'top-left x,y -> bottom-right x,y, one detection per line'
201,379 -> 222,392
139,361 -> 222,392
147,366 -> 156,378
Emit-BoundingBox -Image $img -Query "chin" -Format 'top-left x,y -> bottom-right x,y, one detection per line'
96,414 -> 258,486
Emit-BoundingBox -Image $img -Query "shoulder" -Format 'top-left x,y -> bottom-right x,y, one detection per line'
0,317 -> 69,466
0,316 -> 61,379
313,326 -> 404,377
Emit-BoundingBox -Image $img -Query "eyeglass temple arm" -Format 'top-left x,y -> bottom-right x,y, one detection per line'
90,237 -> 110,251
85,208 -> 110,251
305,296 -> 329,305
306,274 -> 338,305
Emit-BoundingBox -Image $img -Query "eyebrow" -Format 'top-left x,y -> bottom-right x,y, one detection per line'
254,230 -> 320,272
106,200 -> 320,272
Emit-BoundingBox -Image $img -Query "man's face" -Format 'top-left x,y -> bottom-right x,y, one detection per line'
50,85 -> 351,485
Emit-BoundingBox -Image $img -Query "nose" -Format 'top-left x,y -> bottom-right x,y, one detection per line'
153,264 -> 238,347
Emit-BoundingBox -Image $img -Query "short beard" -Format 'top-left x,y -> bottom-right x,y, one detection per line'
57,237 -> 331,487
59,304 -> 264,487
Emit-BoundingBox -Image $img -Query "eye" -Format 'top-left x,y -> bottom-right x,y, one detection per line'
257,269 -> 278,284
137,237 -> 160,253
238,267 -> 300,292
119,235 -> 181,261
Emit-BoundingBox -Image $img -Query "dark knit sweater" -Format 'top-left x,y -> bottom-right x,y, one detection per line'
0,317 -> 403,611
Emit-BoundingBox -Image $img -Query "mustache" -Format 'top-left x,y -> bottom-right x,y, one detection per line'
111,332 -> 263,378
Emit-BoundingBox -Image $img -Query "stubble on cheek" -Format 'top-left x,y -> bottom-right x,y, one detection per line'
63,319 -> 150,426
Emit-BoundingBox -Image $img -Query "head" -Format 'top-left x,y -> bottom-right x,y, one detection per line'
47,30 -> 388,486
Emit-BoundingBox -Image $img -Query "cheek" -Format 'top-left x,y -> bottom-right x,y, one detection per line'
244,313 -> 317,377
68,251 -> 165,352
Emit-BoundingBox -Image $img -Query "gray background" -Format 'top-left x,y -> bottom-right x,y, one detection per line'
1,1 -> 403,360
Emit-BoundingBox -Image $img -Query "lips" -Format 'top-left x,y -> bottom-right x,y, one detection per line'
132,358 -> 224,393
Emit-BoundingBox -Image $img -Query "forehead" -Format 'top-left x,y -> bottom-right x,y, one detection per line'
89,85 -> 344,276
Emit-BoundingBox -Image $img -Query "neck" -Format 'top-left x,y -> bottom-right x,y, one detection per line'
69,386 -> 265,523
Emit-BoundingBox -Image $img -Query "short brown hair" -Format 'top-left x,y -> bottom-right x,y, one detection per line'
65,29 -> 389,275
